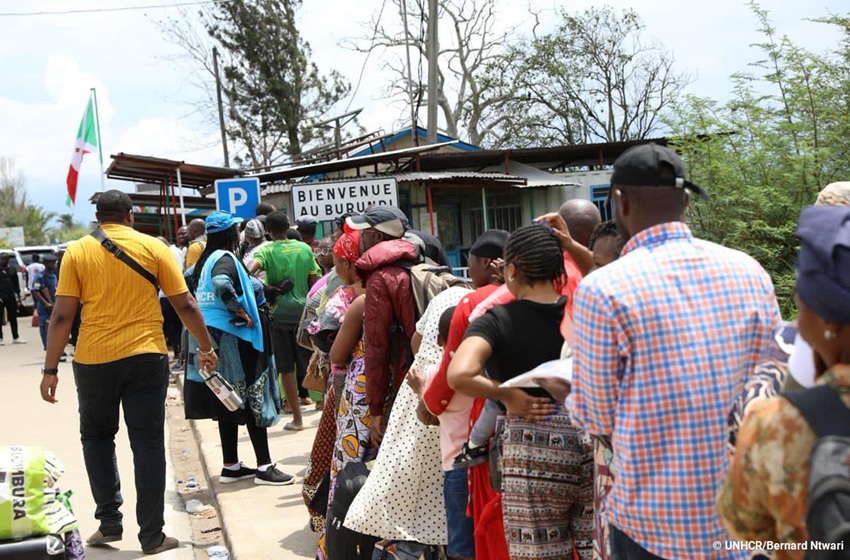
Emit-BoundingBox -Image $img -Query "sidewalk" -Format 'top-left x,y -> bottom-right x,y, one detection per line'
188,392 -> 322,559
0,323 -> 193,560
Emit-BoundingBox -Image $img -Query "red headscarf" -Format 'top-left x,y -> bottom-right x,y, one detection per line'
333,228 -> 360,263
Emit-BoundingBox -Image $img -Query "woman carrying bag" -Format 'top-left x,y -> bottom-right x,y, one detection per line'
184,210 -> 293,486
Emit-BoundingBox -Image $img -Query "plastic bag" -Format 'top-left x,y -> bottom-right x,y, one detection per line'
0,446 -> 50,539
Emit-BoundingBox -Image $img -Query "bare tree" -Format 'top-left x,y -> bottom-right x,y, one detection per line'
483,6 -> 691,148
346,0 -> 517,145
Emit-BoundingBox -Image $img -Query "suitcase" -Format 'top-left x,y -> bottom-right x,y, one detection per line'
0,533 -> 66,559
325,461 -> 379,560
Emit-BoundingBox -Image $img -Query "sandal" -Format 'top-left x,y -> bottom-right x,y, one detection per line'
452,442 -> 489,470
283,421 -> 304,432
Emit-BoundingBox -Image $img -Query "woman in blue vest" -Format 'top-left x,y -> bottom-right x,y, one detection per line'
184,210 -> 292,486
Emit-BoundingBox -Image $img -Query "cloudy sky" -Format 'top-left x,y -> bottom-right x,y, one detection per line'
0,0 -> 846,225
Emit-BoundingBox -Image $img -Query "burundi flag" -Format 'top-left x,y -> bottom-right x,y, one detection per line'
65,96 -> 98,208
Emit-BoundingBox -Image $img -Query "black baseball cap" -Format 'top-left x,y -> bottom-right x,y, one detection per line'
346,205 -> 409,238
611,143 -> 709,200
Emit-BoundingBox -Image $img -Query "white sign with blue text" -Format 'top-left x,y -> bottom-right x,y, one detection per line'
214,177 -> 261,220
292,178 -> 398,222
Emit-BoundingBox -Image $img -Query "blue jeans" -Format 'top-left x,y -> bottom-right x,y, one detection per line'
73,353 -> 169,550
38,311 -> 49,350
443,467 -> 475,558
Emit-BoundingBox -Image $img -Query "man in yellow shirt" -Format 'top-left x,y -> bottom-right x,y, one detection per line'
39,190 -> 218,555
183,218 -> 207,270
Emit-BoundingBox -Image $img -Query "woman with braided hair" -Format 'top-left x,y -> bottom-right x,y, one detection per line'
449,224 -> 594,560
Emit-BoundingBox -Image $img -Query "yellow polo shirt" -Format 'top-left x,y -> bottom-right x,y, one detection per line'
184,238 -> 206,270
56,224 -> 189,364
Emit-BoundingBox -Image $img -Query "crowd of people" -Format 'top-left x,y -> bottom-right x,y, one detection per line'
32,144 -> 850,559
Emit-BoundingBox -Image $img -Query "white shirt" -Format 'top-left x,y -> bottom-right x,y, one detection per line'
26,262 -> 45,291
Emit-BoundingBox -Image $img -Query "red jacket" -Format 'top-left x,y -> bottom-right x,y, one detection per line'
356,239 -> 418,417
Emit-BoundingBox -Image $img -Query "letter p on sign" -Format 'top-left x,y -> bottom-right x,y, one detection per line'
214,177 -> 261,220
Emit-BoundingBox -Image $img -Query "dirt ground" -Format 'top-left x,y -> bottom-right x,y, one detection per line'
165,382 -> 229,560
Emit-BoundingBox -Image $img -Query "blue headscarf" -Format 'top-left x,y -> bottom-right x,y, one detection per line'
796,205 -> 850,324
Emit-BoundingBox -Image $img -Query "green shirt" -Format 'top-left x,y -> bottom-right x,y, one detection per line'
253,239 -> 321,325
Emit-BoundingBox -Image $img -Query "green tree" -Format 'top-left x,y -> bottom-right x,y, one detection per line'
481,6 -> 690,148
51,214 -> 90,243
158,0 -> 351,168
0,158 -> 55,245
668,4 -> 850,316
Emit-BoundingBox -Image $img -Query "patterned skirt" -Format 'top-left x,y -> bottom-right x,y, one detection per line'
592,438 -> 614,560
501,413 -> 594,560
317,354 -> 374,560
301,381 -> 337,533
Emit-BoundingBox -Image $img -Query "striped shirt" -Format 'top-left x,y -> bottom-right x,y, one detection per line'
570,222 -> 781,559
56,224 -> 188,364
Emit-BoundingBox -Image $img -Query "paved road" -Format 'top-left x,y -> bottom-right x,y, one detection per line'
0,321 -> 192,559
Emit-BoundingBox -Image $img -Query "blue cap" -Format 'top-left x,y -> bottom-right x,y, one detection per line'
205,210 -> 243,234
796,205 -> 850,324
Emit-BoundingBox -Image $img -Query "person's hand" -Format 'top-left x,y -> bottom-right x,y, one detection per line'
199,350 -> 218,373
534,212 -> 575,252
40,374 -> 58,404
406,366 -> 426,395
416,399 -> 440,426
534,377 -> 571,403
489,258 -> 505,281
370,414 -> 386,448
501,388 -> 556,421
235,308 -> 254,328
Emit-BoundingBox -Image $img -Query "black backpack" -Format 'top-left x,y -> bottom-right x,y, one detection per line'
784,385 -> 850,559
325,461 -> 379,560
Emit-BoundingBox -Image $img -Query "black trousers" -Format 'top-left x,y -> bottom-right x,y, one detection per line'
610,525 -> 668,560
218,418 -> 272,466
0,293 -> 18,340
73,353 -> 169,550
160,298 -> 182,356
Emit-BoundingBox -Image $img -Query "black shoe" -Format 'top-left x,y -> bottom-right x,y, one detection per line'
254,464 -> 294,486
219,463 -> 257,483
452,442 -> 489,470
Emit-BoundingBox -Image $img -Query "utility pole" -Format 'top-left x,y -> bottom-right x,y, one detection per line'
401,0 -> 418,145
426,0 -> 438,144
212,47 -> 230,167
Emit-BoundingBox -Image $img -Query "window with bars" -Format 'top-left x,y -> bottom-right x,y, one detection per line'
591,185 -> 613,222
469,193 -> 523,238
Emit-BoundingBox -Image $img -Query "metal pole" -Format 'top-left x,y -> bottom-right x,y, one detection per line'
90,87 -> 106,191
482,188 -> 490,229
400,0 -> 418,145
212,47 -> 230,167
426,0 -> 438,144
426,186 -> 436,235
176,168 -> 187,226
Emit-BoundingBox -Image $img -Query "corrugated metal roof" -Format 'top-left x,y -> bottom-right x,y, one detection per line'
480,161 -> 583,188
249,142 -> 455,184
106,153 -> 241,188
392,171 -> 521,183
263,183 -> 292,195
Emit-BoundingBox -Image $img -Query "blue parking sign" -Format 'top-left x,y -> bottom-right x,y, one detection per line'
214,177 -> 261,220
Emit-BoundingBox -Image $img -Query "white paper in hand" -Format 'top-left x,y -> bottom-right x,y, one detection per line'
500,358 -> 573,389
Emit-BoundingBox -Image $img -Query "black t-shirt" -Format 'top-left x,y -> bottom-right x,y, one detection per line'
465,296 -> 567,384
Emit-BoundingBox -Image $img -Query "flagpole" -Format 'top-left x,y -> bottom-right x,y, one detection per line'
90,87 -> 106,191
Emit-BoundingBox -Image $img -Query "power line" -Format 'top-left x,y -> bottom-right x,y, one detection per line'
0,0 -> 230,17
